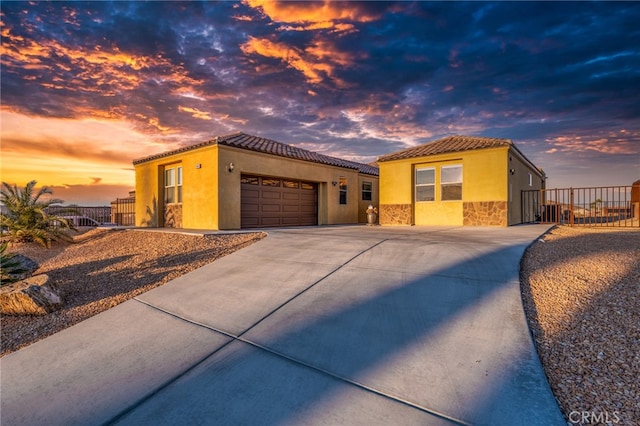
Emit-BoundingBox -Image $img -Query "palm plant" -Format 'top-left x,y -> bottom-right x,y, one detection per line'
0,180 -> 76,248
0,241 -> 28,285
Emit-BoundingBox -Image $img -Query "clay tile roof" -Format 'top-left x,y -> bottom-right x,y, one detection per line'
133,132 -> 379,176
377,135 -> 512,162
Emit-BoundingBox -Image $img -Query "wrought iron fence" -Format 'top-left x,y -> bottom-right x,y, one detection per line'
45,206 -> 111,226
110,198 -> 136,226
44,200 -> 136,227
522,186 -> 639,227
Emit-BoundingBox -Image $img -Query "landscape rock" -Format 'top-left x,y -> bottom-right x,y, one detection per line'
6,254 -> 40,282
0,274 -> 64,316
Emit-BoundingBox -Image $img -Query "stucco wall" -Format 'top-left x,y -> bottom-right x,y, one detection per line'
217,145 -> 378,229
379,147 -> 513,226
135,145 -> 219,229
506,147 -> 545,225
135,144 -> 379,230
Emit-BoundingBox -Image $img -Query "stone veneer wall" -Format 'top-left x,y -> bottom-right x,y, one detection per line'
463,201 -> 508,226
164,204 -> 183,228
380,204 -> 413,225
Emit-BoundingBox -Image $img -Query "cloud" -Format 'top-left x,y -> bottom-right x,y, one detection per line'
244,0 -> 380,30
178,106 -> 212,120
1,1 -> 639,200
241,36 -> 351,86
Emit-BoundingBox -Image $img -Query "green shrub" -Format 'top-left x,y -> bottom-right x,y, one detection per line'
0,180 -> 77,248
0,241 -> 28,285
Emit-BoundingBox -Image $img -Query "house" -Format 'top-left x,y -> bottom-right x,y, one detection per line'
133,132 -> 379,230
377,135 -> 545,226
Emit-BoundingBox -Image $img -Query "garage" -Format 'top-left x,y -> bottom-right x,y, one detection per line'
241,174 -> 318,228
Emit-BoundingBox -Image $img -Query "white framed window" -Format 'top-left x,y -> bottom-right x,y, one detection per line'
339,177 -> 347,204
441,165 -> 462,201
164,166 -> 182,204
362,181 -> 372,201
528,172 -> 533,187
415,167 -> 435,202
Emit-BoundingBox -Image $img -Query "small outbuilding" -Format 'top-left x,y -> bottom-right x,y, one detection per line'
377,135 -> 545,226
133,132 -> 379,230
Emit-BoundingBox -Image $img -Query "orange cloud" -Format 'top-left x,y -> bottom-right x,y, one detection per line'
1,25 -> 204,126
241,36 -> 352,86
178,106 -> 213,120
244,0 -> 379,28
544,132 -> 639,155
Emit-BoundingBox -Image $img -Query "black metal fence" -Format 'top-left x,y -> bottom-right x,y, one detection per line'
110,198 -> 136,226
44,200 -> 136,227
522,186 -> 639,227
46,206 -> 112,226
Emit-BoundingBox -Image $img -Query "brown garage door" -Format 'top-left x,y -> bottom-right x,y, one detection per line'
241,175 -> 318,228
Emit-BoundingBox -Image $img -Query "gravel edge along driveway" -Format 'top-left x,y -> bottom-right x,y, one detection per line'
520,225 -> 639,425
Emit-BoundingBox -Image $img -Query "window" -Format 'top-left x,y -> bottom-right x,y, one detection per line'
177,166 -> 182,202
362,181 -> 372,201
164,166 -> 182,204
528,173 -> 533,187
241,176 -> 259,185
339,177 -> 347,204
441,165 -> 462,201
415,168 -> 435,201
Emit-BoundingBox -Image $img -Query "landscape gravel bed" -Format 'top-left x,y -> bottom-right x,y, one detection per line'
520,225 -> 639,425
1,228 -> 265,356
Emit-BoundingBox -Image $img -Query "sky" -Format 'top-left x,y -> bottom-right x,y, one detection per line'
1,1 -> 639,206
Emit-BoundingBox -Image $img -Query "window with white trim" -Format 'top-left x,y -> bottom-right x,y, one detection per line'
415,168 -> 435,202
441,165 -> 462,201
528,172 -> 533,187
164,166 -> 182,204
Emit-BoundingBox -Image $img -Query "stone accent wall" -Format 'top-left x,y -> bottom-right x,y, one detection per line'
380,204 -> 412,225
164,204 -> 183,228
463,201 -> 508,226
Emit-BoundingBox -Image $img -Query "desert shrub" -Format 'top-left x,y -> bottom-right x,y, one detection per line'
0,241 -> 28,285
0,181 -> 76,248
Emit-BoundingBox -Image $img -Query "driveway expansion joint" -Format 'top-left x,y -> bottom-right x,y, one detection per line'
131,298 -> 470,426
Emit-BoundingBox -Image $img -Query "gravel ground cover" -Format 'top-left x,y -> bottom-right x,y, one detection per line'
3,224 -> 638,425
1,228 -> 265,356
520,225 -> 640,425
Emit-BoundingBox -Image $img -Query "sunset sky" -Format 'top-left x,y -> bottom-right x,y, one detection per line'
1,1 -> 639,206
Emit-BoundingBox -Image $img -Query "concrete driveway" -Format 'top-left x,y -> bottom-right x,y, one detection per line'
1,225 -> 564,425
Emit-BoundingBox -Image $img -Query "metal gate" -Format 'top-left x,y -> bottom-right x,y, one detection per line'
522,185 -> 639,227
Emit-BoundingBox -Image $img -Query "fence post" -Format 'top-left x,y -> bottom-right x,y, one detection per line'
569,187 -> 575,226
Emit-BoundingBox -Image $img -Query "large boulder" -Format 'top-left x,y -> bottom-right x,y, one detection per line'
0,274 -> 63,315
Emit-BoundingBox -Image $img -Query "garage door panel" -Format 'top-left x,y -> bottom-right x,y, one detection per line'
241,175 -> 317,228
241,217 -> 260,226
241,202 -> 260,213
243,188 -> 260,199
261,217 -> 282,226
262,191 -> 282,200
282,192 -> 300,201
262,204 -> 282,213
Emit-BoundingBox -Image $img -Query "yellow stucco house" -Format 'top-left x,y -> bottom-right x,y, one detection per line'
133,132 -> 379,230
377,135 -> 545,226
